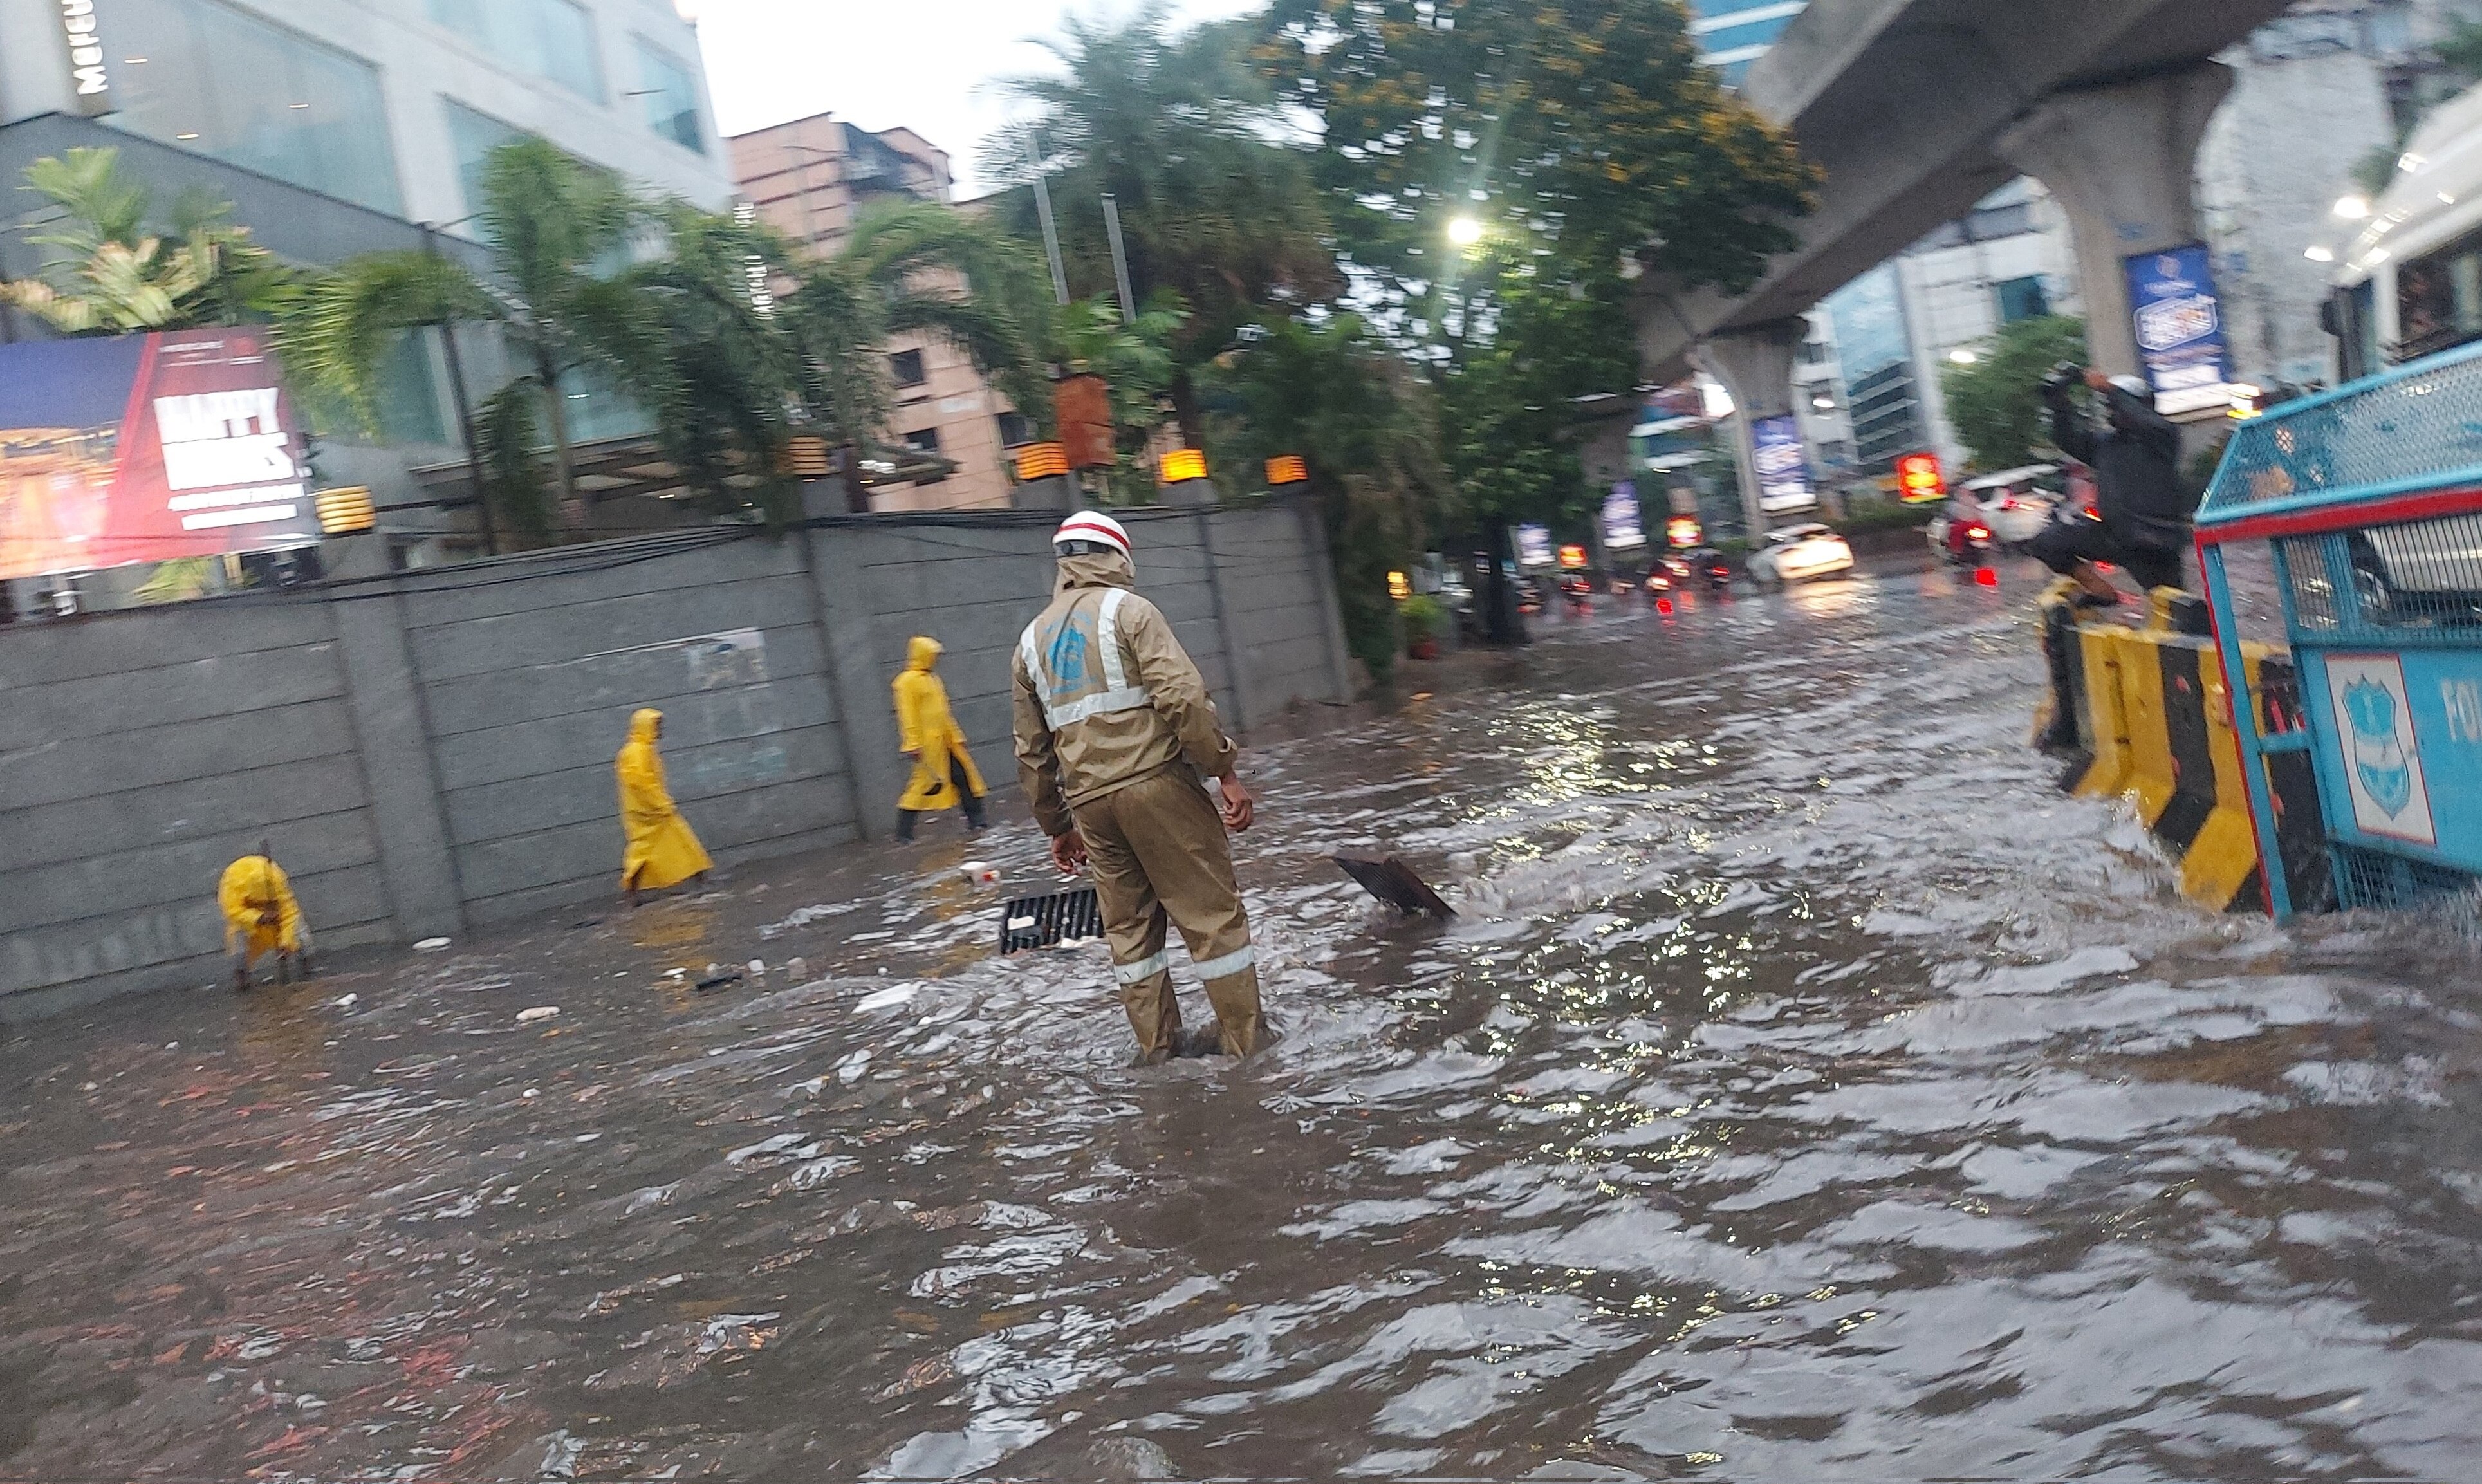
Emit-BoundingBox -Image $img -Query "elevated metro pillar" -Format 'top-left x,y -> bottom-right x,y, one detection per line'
1996,62 -> 2234,380
1694,318 -> 1807,540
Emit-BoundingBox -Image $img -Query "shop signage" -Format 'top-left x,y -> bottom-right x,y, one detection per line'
1601,481 -> 1647,550
57,0 -> 112,116
1752,413 -> 1816,513
0,329 -> 319,582
2124,243 -> 2236,418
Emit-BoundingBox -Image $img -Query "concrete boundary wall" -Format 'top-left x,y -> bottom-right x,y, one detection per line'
0,501 -> 1351,1020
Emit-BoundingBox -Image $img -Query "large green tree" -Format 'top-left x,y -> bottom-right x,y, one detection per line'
1263,0 -> 1815,639
983,6 -> 1338,441
1940,315 -> 2088,473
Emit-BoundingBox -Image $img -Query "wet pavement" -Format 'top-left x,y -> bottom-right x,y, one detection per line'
6,562 -> 2482,1481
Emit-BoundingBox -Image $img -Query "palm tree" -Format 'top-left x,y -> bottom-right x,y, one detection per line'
284,138 -> 660,533
0,147 -> 293,333
981,6 -> 1337,443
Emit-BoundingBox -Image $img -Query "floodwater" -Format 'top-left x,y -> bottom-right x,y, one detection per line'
6,562 -> 2482,1481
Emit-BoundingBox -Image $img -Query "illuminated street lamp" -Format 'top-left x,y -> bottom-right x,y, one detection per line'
1947,347 -> 1979,366
1447,216 -> 1484,247
2333,194 -> 2372,220
2304,245 -> 2337,263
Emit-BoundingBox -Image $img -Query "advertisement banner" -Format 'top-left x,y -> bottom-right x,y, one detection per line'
2124,244 -> 2236,417
1601,481 -> 1647,551
0,328 -> 319,582
1751,414 -> 1816,514
1515,523 -> 1554,570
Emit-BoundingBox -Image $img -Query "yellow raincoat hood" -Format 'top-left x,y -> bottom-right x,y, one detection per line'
906,636 -> 944,672
627,707 -> 662,745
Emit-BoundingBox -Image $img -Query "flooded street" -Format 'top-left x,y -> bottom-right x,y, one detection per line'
7,564 -> 2482,1481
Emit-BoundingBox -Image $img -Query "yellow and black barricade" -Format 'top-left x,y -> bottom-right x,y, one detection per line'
2035,581 -> 2330,914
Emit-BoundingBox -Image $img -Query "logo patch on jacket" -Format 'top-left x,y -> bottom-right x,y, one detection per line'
1044,620 -> 1089,693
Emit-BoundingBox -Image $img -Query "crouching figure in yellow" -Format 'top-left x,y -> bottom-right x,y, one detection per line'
219,849 -> 311,990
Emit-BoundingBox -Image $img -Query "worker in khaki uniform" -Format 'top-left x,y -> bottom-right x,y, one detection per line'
1012,512 -> 1263,1063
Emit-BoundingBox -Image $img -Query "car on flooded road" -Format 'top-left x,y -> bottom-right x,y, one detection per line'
1747,523 -> 1855,586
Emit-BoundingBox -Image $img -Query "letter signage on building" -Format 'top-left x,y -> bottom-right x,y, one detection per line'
0,329 -> 321,582
56,0 -> 111,116
2124,244 -> 2236,418
1752,413 -> 1817,514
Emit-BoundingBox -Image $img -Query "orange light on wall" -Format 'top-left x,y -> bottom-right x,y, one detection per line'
1666,515 -> 1703,550
1159,447 -> 1209,484
1558,543 -> 1589,570
1266,454 -> 1309,486
778,435 -> 831,478
1014,442 -> 1070,481
315,486 -> 376,535
1896,451 -> 1947,503
1387,570 -> 1411,600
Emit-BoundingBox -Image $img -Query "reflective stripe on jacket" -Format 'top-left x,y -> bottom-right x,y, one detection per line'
1012,550 -> 1238,837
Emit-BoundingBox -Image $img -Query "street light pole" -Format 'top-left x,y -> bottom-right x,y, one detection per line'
1028,130 -> 1069,308
1102,193 -> 1137,327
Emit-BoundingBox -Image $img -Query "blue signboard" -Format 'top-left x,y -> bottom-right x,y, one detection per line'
1602,482 -> 1647,550
2124,244 -> 2235,417
2301,647 -> 2482,875
1751,414 -> 1815,514
1515,523 -> 1554,570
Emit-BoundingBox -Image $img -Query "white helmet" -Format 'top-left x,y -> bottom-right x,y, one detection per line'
2108,374 -> 2156,406
1053,512 -> 1132,561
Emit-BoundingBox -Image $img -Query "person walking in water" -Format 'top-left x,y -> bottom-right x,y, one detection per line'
1011,512 -> 1264,1064
616,708 -> 712,907
219,845 -> 311,990
893,635 -> 989,840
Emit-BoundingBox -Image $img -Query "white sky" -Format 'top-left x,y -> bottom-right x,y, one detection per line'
684,0 -> 1266,194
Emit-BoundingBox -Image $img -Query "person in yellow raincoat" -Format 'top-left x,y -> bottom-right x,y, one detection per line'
218,847 -> 311,990
617,707 -> 713,906
893,635 -> 989,840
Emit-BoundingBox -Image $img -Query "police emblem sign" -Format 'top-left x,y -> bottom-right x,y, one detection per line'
2124,244 -> 2237,417
2322,654 -> 2436,847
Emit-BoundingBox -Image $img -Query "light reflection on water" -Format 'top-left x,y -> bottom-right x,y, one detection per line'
5,572 -> 2481,1480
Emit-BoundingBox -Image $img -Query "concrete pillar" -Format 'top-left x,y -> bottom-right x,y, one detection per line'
796,486 -> 907,841
1694,318 -> 1806,540
1997,63 -> 2235,380
1194,510 -> 1255,734
322,533 -> 467,941
1293,498 -> 1358,703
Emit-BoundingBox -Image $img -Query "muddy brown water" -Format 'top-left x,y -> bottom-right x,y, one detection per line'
5,566 -> 2480,1481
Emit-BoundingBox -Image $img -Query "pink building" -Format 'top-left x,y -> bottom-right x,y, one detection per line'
727,114 -> 1026,512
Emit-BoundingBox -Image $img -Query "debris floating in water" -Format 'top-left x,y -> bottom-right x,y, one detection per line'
747,959 -> 767,976
961,861 -> 1001,885
786,957 -> 809,981
331,994 -> 358,1010
517,1006 -> 560,1025
694,972 -> 743,992
414,938 -> 452,952
1333,854 -> 1457,918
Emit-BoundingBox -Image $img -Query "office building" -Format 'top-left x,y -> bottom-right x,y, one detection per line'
730,113 -> 1023,514
0,0 -> 736,562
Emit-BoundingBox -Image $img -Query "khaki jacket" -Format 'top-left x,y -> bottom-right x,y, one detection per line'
1012,550 -> 1237,836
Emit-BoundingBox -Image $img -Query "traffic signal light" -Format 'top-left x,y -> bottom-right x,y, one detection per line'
1897,451 -> 1947,503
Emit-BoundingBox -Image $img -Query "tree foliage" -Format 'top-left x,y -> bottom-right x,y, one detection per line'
1,147 -> 293,333
1939,315 -> 2089,474
1263,0 -> 1817,306
982,6 -> 1338,439
1204,312 -> 1450,679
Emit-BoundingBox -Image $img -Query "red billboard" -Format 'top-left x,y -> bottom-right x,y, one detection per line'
0,328 -> 320,582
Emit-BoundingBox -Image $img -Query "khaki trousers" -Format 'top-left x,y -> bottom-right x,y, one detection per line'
1073,768 -> 1262,1057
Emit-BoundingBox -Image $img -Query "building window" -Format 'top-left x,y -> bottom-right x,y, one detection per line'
996,411 -> 1033,447
634,39 -> 705,153
889,349 -> 927,389
1996,275 -> 2051,324
95,0 -> 403,215
901,427 -> 941,454
427,0 -> 605,102
445,101 -> 525,220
